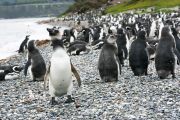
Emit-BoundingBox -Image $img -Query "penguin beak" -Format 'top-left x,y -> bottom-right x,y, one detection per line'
47,28 -> 50,32
50,42 -> 54,46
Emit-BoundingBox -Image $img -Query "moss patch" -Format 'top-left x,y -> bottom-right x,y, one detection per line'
106,0 -> 180,14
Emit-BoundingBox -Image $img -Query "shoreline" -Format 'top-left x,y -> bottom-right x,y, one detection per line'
37,18 -> 89,28
0,39 -> 50,63
0,18 -> 88,63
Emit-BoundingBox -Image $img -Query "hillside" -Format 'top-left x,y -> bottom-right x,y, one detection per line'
106,0 -> 180,14
62,0 -> 108,15
63,0 -> 180,15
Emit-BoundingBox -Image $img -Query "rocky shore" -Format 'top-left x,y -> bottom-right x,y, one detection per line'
0,40 -> 179,119
37,18 -> 89,28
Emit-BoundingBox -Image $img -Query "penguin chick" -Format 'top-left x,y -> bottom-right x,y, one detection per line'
24,40 -> 46,81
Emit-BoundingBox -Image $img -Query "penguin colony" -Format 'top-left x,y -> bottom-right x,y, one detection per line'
1,9 -> 180,106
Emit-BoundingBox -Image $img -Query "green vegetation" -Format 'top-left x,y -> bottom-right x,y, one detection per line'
106,0 -> 180,14
62,0 -> 108,16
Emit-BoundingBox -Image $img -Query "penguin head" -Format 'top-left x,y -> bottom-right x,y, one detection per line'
106,34 -> 117,44
22,35 -> 30,45
137,30 -> 146,40
12,66 -> 23,73
27,40 -> 37,52
161,26 -> 171,37
171,27 -> 178,36
117,28 -> 124,35
47,27 -> 60,37
25,35 -> 30,40
51,39 -> 64,50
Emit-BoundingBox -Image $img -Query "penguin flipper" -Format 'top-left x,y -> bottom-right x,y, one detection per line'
44,62 -> 51,90
174,48 -> 180,63
18,45 -> 24,53
71,62 -> 81,87
24,57 -> 31,76
116,56 -> 122,75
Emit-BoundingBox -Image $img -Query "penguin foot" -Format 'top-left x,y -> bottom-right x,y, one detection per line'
50,97 -> 58,105
65,95 -> 75,103
172,74 -> 176,79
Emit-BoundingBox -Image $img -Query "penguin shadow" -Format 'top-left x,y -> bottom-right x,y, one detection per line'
47,95 -> 81,108
83,80 -> 104,85
26,79 -> 44,82
142,73 -> 175,82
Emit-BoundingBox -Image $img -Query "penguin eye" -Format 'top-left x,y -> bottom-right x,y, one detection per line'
55,30 -> 59,33
110,35 -> 115,39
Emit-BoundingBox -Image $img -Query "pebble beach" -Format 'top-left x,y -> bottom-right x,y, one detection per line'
0,40 -> 179,119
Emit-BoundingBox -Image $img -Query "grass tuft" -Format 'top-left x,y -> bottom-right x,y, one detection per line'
106,0 -> 180,14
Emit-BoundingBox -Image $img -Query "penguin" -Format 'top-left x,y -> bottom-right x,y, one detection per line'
171,27 -> 180,53
67,43 -> 90,55
24,40 -> 46,81
98,34 -> 121,82
18,35 -> 30,53
171,27 -> 180,64
68,40 -> 88,48
47,27 -> 61,39
146,43 -> 157,60
91,39 -> 104,50
0,65 -> 23,73
129,30 -> 149,76
155,26 -> 180,79
0,65 -> 23,81
0,70 -> 10,81
116,28 -> 128,66
45,39 -> 81,105
80,27 -> 92,43
63,28 -> 77,44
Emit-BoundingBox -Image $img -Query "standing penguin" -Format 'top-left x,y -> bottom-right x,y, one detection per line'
155,26 -> 180,79
171,27 -> 180,53
98,34 -> 121,82
24,40 -> 46,81
116,28 -> 128,66
45,39 -> 81,105
18,35 -> 30,53
129,30 -> 149,76
172,27 -> 180,64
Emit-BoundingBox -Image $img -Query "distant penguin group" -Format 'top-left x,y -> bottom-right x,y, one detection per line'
4,11 -> 180,109
47,27 -> 90,55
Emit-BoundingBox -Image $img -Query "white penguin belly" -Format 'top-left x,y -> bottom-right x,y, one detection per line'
49,55 -> 72,97
28,65 -> 33,80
